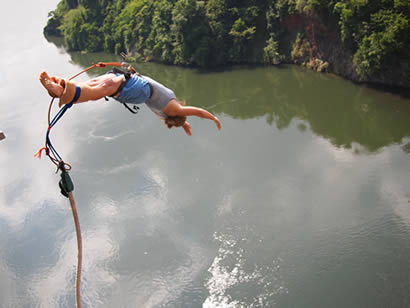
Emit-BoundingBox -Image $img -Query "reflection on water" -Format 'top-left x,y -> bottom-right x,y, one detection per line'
1,3 -> 410,307
61,48 -> 410,153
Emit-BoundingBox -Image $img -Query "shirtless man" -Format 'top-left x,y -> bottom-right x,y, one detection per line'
40,71 -> 221,136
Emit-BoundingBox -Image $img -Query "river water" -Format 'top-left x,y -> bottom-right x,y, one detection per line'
1,1 -> 410,307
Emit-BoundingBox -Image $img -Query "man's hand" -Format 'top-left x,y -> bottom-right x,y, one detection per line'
183,122 -> 192,136
214,117 -> 221,130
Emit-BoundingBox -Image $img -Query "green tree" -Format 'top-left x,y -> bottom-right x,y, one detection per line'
111,0 -> 154,54
205,0 -> 231,65
229,17 -> 256,62
171,0 -> 209,66
353,9 -> 409,78
60,6 -> 88,50
146,0 -> 175,63
264,35 -> 281,64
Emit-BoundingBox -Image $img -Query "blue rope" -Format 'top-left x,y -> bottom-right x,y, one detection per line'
49,102 -> 73,128
46,85 -> 81,164
46,101 -> 74,163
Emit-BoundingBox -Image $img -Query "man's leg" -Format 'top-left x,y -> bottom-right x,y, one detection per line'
40,72 -> 124,106
85,74 -> 118,87
77,74 -> 124,101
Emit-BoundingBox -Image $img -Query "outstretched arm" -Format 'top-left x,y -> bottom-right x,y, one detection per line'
164,102 -> 221,130
181,106 -> 222,130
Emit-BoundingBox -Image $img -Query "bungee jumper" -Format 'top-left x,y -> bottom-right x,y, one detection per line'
39,65 -> 221,136
36,62 -> 222,308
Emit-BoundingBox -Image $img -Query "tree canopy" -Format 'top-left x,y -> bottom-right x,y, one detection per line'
44,0 -> 410,87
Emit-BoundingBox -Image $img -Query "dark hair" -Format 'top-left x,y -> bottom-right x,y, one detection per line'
164,116 -> 187,128
164,100 -> 186,129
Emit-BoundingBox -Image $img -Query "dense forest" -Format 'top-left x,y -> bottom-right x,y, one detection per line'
44,0 -> 410,88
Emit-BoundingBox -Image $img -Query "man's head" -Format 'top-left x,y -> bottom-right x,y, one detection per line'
164,115 -> 187,128
163,100 -> 187,129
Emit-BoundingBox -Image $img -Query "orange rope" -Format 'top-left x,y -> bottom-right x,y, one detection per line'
68,62 -> 123,80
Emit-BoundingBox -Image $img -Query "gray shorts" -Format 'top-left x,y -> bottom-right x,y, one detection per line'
143,76 -> 176,118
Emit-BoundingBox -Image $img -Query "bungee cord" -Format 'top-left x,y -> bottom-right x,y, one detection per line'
35,61 -> 129,308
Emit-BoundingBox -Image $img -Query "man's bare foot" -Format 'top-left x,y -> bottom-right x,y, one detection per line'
39,72 -> 64,97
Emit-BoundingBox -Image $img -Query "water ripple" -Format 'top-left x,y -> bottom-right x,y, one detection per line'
204,232 -> 287,307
